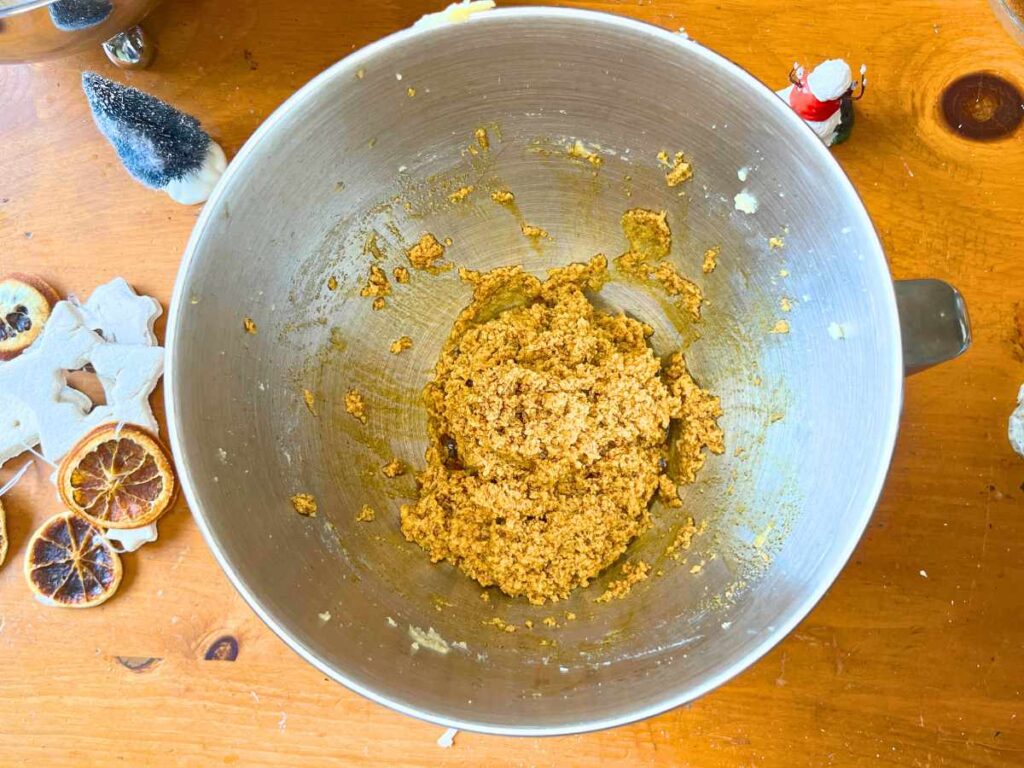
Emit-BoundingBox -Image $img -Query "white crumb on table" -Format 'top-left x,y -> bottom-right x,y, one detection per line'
437,728 -> 458,748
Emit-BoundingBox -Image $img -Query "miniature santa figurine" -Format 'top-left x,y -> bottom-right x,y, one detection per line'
776,59 -> 867,146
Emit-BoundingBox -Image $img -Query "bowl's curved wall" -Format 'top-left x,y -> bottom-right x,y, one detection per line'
166,9 -> 902,735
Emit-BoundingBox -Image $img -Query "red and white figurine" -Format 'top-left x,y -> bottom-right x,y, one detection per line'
776,59 -> 867,146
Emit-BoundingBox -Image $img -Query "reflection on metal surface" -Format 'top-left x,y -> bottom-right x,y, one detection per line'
895,280 -> 971,374
0,0 -> 159,64
102,23 -> 153,69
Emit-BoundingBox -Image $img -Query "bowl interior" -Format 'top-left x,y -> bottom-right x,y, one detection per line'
167,9 -> 902,734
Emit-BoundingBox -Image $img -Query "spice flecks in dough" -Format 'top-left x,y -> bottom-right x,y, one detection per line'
400,256 -> 722,604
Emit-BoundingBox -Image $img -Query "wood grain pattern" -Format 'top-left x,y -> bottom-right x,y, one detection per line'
1,0 -> 1023,764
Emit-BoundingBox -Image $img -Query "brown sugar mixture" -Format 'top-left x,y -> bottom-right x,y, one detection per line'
400,255 -> 723,604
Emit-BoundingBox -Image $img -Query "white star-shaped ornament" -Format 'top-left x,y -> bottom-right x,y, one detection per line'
0,279 -> 164,466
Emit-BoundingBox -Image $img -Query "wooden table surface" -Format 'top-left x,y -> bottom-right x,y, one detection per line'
2,0 -> 1023,764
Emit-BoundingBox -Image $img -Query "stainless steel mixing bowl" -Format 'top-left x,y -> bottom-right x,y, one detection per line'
166,8 -> 969,735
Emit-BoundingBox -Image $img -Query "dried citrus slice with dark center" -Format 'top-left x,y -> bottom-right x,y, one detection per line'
0,273 -> 60,360
57,424 -> 177,529
24,512 -> 122,608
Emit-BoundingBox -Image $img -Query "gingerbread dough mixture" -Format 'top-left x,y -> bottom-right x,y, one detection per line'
400,254 -> 723,604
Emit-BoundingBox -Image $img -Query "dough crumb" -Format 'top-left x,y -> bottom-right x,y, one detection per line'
448,185 -> 474,203
345,389 -> 367,423
327,276 -> 338,291
521,223 -> 549,240
780,297 -> 793,312
664,151 -> 693,187
491,189 -> 515,205
484,617 -> 517,633
407,233 -> 452,273
393,266 -> 410,284
596,561 -> 650,603
364,231 -> 385,259
614,210 -> 702,319
768,236 -> 785,250
303,388 -> 317,415
702,246 -> 719,274
650,261 -> 703,319
357,504 -> 376,522
390,336 -> 413,354
242,317 -> 257,334
770,319 -> 790,334
474,127 -> 490,150
665,516 -> 698,559
290,493 -> 317,517
382,458 -> 406,478
360,264 -> 392,307
567,139 -> 602,166
621,208 -> 670,258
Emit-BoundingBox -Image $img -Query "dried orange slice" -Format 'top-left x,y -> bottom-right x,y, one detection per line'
0,273 -> 60,360
57,423 -> 177,529
24,511 -> 122,608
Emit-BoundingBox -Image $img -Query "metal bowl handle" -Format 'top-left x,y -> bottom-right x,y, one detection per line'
895,279 -> 971,375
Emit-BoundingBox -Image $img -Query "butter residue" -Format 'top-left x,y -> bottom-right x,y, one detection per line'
734,190 -> 759,214
414,1 -> 495,29
409,625 -> 450,654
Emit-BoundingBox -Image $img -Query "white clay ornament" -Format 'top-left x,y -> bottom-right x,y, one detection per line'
0,279 -> 164,472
